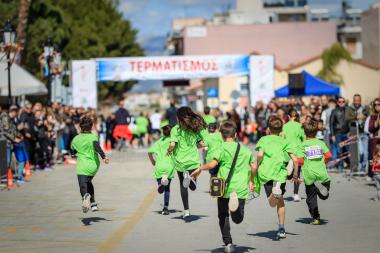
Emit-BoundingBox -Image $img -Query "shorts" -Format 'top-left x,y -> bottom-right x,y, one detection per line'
263,181 -> 286,198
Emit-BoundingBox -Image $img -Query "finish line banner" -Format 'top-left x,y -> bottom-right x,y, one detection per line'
96,55 -> 249,81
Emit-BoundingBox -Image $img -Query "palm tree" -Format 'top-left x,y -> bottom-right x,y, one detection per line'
16,0 -> 32,51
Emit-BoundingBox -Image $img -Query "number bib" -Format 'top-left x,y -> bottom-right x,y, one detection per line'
305,146 -> 323,160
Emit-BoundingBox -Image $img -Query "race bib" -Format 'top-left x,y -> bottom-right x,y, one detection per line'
305,146 -> 323,160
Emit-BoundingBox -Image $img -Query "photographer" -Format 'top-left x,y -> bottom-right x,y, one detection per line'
368,98 -> 380,178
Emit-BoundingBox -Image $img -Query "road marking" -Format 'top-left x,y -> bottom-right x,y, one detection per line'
96,187 -> 157,253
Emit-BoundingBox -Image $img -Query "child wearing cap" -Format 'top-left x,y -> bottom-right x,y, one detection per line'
148,120 -> 175,215
296,120 -> 332,225
255,116 -> 299,240
191,121 -> 256,253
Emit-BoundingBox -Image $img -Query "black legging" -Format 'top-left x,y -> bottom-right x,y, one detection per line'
78,175 -> 95,203
305,181 -> 331,219
218,197 -> 245,245
177,170 -> 196,210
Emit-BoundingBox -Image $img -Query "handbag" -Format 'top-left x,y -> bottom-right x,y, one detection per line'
209,143 -> 240,197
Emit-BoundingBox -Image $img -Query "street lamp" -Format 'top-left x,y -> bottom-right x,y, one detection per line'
43,37 -> 55,102
2,20 -> 16,105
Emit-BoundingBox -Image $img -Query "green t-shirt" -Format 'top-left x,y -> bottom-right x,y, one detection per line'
136,116 -> 149,134
71,133 -> 100,176
255,135 -> 292,184
203,131 -> 224,163
296,138 -> 331,185
282,121 -> 305,150
170,125 -> 204,172
203,115 -> 217,125
216,142 -> 255,199
148,137 -> 175,179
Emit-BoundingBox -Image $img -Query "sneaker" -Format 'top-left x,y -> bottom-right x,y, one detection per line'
17,180 -> 25,185
314,181 -> 329,197
162,207 -> 169,215
161,175 -> 169,186
371,197 -> 380,202
182,171 -> 191,189
82,193 -> 91,213
189,177 -> 197,191
293,194 -> 301,202
276,228 -> 286,239
224,243 -> 236,253
366,176 -> 373,182
310,218 -> 321,225
272,181 -> 282,198
182,209 -> 190,219
157,184 -> 165,194
228,192 -> 239,212
91,203 -> 99,212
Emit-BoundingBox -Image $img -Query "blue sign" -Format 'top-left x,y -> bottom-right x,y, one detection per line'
207,88 -> 219,98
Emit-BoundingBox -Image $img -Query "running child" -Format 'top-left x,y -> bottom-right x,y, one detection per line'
282,109 -> 305,202
203,120 -> 223,176
167,107 -> 207,219
191,121 -> 256,253
148,120 -> 175,215
256,116 -> 299,239
296,120 -> 332,225
371,144 -> 380,202
71,116 -> 109,213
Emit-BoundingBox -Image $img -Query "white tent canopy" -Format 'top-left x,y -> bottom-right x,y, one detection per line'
0,61 -> 48,96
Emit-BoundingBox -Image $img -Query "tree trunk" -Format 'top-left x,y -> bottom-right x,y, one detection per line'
16,0 -> 32,50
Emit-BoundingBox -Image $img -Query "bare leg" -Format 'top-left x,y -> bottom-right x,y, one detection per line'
277,197 -> 285,225
268,194 -> 278,208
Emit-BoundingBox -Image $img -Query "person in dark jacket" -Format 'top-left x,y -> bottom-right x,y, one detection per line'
113,101 -> 132,151
330,97 -> 349,171
165,101 -> 177,127
368,98 -> 380,178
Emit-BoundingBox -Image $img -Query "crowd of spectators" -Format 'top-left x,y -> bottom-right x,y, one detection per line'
1,93 -> 379,187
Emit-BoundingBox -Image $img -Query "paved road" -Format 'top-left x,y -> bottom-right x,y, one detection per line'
0,149 -> 379,253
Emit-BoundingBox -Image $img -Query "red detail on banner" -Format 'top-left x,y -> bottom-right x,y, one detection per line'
128,59 -> 219,73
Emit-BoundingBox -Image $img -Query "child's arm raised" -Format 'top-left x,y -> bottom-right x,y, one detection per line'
148,153 -> 156,166
191,160 -> 218,179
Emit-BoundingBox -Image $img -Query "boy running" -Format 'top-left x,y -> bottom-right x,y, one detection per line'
255,116 -> 298,239
296,121 -> 332,225
148,120 -> 175,215
203,121 -> 224,176
192,121 -> 256,253
71,116 -> 109,213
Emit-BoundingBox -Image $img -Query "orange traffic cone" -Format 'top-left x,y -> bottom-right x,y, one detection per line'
25,162 -> 32,180
7,168 -> 14,189
65,157 -> 77,165
106,140 -> 112,151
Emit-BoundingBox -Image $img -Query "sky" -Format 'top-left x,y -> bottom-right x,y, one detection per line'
118,0 -> 379,92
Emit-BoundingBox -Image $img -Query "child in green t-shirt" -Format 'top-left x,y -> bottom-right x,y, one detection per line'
203,121 -> 223,176
167,107 -> 207,219
296,121 -> 332,225
255,116 -> 299,240
71,116 -> 109,213
282,109 -> 305,202
148,120 -> 175,215
136,113 -> 149,148
191,121 -> 256,253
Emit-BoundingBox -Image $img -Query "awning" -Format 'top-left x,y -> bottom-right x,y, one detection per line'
275,70 -> 341,97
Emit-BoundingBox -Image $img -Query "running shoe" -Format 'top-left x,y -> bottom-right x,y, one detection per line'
293,194 -> 301,202
314,181 -> 329,197
272,181 -> 282,199
228,192 -> 239,212
276,228 -> 286,239
82,193 -> 91,213
91,203 -> 99,212
16,180 -> 25,185
224,243 -> 236,253
182,171 -> 191,189
162,207 -> 170,215
161,175 -> 169,186
189,177 -> 197,191
310,218 -> 321,225
182,209 -> 190,219
157,184 -> 165,194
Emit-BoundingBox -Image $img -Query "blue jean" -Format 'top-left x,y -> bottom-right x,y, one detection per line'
331,133 -> 347,170
17,161 -> 25,181
6,145 -> 12,168
374,174 -> 380,200
358,134 -> 369,172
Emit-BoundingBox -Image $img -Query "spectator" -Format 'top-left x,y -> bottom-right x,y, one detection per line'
113,101 -> 132,151
166,101 -> 177,127
330,97 -> 349,171
321,98 -> 336,148
13,132 -> 29,184
0,106 -> 17,169
346,94 -> 370,174
367,98 -> 380,178
150,109 -> 162,138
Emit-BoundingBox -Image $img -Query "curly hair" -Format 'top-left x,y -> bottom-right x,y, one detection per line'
177,106 -> 207,133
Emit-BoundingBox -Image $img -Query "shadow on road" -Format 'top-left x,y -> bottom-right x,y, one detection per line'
152,209 -> 181,214
195,246 -> 255,252
295,218 -> 328,225
172,214 -> 208,223
81,217 -> 111,226
283,196 -> 305,202
247,230 -> 299,241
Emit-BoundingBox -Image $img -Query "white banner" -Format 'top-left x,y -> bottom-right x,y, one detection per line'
249,56 -> 275,105
96,55 -> 249,81
71,60 -> 97,109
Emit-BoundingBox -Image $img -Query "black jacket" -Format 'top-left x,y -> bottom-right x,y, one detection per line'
330,106 -> 348,135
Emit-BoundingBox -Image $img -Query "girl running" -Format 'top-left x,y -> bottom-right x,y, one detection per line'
167,107 -> 207,219
148,120 -> 175,215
